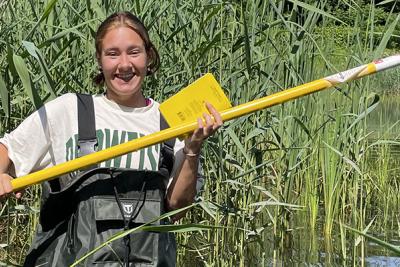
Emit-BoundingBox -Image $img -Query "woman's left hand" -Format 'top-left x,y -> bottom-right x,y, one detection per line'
184,102 -> 223,155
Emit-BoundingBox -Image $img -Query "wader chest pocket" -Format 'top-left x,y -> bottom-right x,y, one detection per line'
91,196 -> 162,264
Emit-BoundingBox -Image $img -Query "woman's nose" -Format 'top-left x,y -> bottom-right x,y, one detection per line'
119,54 -> 131,69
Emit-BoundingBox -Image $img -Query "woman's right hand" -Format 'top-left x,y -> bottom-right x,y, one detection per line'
0,144 -> 22,199
0,173 -> 21,199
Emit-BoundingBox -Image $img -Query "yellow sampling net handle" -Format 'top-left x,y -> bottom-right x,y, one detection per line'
11,55 -> 400,192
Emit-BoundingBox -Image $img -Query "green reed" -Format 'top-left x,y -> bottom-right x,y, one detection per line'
0,0 -> 400,266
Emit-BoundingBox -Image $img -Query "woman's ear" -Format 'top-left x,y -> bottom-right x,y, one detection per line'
97,62 -> 102,72
96,53 -> 101,66
96,55 -> 103,73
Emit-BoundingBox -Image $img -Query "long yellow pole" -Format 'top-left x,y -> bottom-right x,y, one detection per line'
11,55 -> 400,192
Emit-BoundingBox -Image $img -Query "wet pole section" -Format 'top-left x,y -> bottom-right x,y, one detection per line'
11,54 -> 400,192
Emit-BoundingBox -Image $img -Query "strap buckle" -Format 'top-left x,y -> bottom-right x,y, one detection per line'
77,138 -> 98,158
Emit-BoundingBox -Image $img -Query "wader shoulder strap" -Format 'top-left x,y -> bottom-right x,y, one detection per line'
46,94 -> 97,191
76,93 -> 98,157
159,114 -> 176,176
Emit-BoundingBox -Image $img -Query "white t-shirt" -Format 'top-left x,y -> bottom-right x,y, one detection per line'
0,93 -> 196,188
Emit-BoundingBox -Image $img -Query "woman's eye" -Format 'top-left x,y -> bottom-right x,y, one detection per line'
129,50 -> 140,55
105,50 -> 119,57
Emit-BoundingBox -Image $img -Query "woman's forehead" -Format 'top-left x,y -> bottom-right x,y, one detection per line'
101,26 -> 145,49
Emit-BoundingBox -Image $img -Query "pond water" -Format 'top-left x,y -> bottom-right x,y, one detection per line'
367,93 -> 400,140
263,223 -> 400,266
261,92 -> 400,266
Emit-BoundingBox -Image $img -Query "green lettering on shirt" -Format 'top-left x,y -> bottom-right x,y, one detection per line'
96,129 -> 104,151
104,129 -> 112,167
125,132 -> 138,168
65,129 -> 160,171
138,133 -> 145,170
147,145 -> 157,170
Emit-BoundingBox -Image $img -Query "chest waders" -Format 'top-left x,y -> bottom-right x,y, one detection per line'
23,94 -> 177,267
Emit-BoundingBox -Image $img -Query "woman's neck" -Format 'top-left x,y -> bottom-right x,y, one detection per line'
105,91 -> 146,108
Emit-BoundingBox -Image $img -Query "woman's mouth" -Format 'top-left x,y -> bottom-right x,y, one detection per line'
115,73 -> 134,82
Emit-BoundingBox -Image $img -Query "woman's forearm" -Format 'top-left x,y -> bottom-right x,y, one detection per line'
165,102 -> 223,220
0,143 -> 11,173
166,152 -> 199,212
0,143 -> 15,197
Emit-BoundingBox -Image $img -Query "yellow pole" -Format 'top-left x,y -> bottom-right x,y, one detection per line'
11,54 -> 400,192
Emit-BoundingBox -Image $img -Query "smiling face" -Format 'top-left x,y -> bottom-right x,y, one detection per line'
98,26 -> 148,107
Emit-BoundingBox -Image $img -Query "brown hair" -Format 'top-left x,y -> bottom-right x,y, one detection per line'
93,12 -> 160,85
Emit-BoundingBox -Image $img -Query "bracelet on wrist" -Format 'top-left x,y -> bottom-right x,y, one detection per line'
183,148 -> 199,157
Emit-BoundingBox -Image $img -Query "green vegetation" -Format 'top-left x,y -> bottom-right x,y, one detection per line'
1,0 -> 400,266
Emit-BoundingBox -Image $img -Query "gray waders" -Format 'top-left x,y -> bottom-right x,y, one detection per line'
24,94 -> 177,266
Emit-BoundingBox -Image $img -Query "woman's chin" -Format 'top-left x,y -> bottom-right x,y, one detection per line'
110,89 -> 140,97
109,82 -> 141,96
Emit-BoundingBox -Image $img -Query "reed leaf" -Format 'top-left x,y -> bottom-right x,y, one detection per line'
225,126 -> 254,168
377,0 -> 397,6
341,93 -> 380,136
24,0 -> 60,41
355,217 -> 375,246
374,13 -> 400,58
242,5 -> 252,76
367,140 -> 400,151
38,20 -> 94,47
12,54 -> 42,109
322,141 -> 362,176
138,223 -> 226,233
250,201 -> 303,209
288,0 -> 346,25
0,75 -> 9,117
344,224 -> 400,255
22,41 -> 57,99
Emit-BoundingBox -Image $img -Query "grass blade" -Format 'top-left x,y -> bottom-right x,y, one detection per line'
139,223 -> 224,233
374,13 -> 400,58
0,75 -> 9,117
288,0 -> 346,25
226,126 -> 254,168
38,20 -> 95,47
22,41 -> 57,99
342,93 -> 380,136
344,224 -> 400,255
242,5 -> 252,76
24,0 -> 60,40
12,54 -> 43,109
377,0 -> 397,6
323,141 -> 362,175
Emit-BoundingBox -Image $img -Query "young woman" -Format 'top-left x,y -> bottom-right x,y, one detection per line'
0,11 -> 222,266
